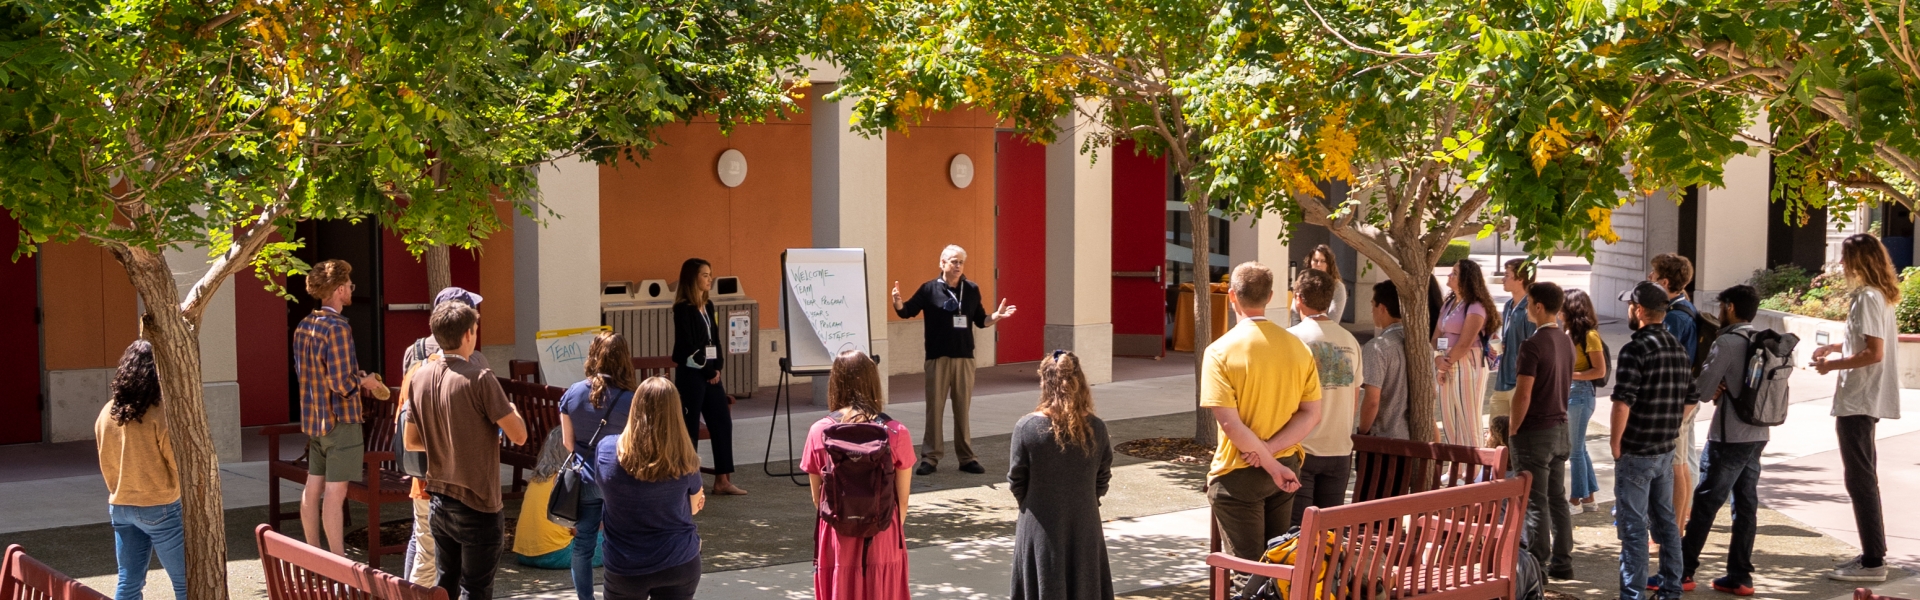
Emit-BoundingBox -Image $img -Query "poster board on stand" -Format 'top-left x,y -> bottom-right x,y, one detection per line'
779,249 -> 874,374
534,326 -> 611,389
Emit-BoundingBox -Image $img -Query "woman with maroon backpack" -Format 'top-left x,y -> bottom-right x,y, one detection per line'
802,350 -> 916,600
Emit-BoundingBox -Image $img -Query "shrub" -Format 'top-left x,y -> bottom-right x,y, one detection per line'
1437,240 -> 1472,266
1897,267 -> 1920,334
1748,263 -> 1852,322
1747,264 -> 1813,299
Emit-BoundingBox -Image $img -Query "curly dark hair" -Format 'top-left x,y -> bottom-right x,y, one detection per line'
109,340 -> 161,425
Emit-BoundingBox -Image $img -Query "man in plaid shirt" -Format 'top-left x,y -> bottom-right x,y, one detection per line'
1610,281 -> 1699,600
293,259 -> 385,556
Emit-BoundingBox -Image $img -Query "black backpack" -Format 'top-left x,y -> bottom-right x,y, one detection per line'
1671,300 -> 1719,374
1728,328 -> 1797,427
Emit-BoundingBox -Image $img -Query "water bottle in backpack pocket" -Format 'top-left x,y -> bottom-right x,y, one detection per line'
1731,329 -> 1797,427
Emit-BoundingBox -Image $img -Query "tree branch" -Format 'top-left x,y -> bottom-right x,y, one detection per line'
180,201 -> 293,323
1298,0 -> 1445,59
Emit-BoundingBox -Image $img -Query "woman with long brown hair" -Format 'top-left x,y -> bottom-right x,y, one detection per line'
1433,258 -> 1500,447
1561,289 -> 1606,513
555,331 -> 638,599
594,377 -> 705,599
1308,244 -> 1348,321
802,351 -> 915,600
1812,234 -> 1903,583
1008,351 -> 1114,600
673,257 -> 746,495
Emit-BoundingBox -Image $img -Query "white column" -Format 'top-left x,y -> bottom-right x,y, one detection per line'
811,87 -> 890,403
1693,109 -> 1772,312
1044,104 -> 1115,384
167,247 -> 242,463
516,155 -> 604,360
1228,212 -> 1294,326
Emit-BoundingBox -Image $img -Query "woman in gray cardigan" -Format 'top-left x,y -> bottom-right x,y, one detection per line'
1008,350 -> 1114,600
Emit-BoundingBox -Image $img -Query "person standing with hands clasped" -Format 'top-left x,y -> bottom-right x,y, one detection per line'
673,258 -> 745,496
1435,259 -> 1500,447
893,245 -> 1016,476
1609,281 -> 1697,600
293,259 -> 386,556
1203,262 -> 1324,564
1813,234 -> 1903,583
1506,282 -> 1574,579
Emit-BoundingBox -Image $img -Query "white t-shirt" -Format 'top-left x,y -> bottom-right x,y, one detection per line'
1291,317 -> 1364,456
1834,287 -> 1902,419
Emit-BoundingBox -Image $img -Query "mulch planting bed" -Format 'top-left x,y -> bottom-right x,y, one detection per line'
1115,437 -> 1212,466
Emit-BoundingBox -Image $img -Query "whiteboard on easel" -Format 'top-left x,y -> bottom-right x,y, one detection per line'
535,326 -> 609,389
781,249 -> 873,374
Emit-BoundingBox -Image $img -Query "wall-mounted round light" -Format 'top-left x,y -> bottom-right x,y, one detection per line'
717,149 -> 748,188
949,154 -> 975,189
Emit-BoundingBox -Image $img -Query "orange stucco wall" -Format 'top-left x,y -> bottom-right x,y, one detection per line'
41,242 -> 141,371
599,112 -> 815,312
477,201 -> 516,347
886,108 -> 1000,319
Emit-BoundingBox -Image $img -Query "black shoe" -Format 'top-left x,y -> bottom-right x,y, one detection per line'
914,461 -> 936,476
959,461 -> 986,474
1548,568 -> 1576,581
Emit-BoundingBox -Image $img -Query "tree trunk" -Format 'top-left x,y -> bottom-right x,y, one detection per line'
114,246 -> 230,600
1189,198 -> 1217,447
1392,271 -> 1439,443
425,245 -> 452,296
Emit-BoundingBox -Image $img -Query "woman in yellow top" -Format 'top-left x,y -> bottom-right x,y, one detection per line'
1562,289 -> 1607,513
96,340 -> 187,600
517,428 -> 603,569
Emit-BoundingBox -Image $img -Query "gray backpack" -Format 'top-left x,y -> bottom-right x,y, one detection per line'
1730,329 -> 1796,427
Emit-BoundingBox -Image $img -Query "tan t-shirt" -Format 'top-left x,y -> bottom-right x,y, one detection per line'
1200,318 -> 1322,479
407,355 -> 515,513
96,403 -> 180,507
1291,318 -> 1363,457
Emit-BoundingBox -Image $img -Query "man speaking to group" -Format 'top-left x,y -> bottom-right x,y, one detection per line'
893,245 -> 1018,476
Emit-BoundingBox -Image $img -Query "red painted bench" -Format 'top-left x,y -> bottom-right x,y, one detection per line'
1859,589 -> 1915,600
261,390 -> 410,570
1206,473 -> 1532,600
1,544 -> 112,600
257,524 -> 447,600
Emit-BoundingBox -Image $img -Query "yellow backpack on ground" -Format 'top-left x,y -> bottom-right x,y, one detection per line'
1232,528 -> 1338,600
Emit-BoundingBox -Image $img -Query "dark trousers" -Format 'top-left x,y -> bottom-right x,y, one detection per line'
676,367 -> 733,475
428,493 -> 504,600
1289,454 -> 1353,527
1208,454 -> 1304,561
1838,415 -> 1886,564
1682,440 -> 1766,584
604,556 -> 701,600
1511,424 -> 1574,574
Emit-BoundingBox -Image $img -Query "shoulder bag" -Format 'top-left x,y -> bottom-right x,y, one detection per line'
548,386 -> 620,528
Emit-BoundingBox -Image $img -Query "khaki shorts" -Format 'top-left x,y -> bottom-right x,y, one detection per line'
308,423 -> 365,483
1488,388 -> 1515,419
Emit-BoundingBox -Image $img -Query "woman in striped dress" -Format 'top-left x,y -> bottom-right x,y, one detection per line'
1432,259 -> 1501,447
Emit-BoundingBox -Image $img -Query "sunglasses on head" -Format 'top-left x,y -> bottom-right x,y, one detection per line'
1052,349 -> 1069,360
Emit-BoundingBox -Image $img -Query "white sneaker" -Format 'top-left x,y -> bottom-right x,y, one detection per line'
1583,502 -> 1600,513
1827,557 -> 1888,582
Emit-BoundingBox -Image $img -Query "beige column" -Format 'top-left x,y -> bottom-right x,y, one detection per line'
516,155 -> 604,360
810,85 -> 890,403
1044,103 -> 1115,384
1228,212 -> 1294,327
1693,109 -> 1772,311
165,246 -> 242,463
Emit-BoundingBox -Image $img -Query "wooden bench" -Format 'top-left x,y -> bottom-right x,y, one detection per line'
498,377 -> 564,497
2,544 -> 113,600
257,524 -> 447,600
1206,473 -> 1532,600
1859,589 -> 1915,600
261,389 -> 410,570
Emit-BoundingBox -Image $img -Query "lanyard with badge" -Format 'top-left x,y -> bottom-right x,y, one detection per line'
690,304 -> 719,368
941,279 -> 968,329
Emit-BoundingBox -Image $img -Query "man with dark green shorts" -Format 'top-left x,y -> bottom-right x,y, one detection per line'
293,259 -> 384,555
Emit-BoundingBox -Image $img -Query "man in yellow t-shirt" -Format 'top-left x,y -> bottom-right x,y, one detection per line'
1202,261 -> 1325,562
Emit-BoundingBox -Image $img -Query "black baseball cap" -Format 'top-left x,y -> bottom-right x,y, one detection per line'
1616,281 -> 1670,310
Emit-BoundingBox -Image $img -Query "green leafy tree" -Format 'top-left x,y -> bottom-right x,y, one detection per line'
0,1 -> 807,595
817,0 -> 1248,445
1185,0 -> 1750,440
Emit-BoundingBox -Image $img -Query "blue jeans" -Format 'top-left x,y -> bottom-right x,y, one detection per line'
109,501 -> 187,600
571,483 -> 606,600
1616,452 -> 1683,600
1568,382 -> 1600,500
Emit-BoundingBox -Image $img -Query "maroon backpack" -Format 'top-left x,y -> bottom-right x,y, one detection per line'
817,411 -> 899,540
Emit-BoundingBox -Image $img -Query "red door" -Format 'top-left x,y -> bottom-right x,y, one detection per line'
380,233 -> 481,381
1111,140 -> 1167,357
0,214 -> 40,443
996,131 -> 1047,365
235,260 -> 292,426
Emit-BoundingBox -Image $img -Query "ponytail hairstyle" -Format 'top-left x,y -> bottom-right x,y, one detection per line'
584,331 -> 637,409
1036,350 -> 1097,453
827,351 -> 886,421
617,377 -> 700,482
1841,234 -> 1901,305
109,340 -> 161,425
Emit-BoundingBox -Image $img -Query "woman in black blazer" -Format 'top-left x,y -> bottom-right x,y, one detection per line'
673,258 -> 746,495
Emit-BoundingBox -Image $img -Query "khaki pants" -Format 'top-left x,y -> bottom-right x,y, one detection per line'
407,496 -> 436,586
922,357 -> 977,465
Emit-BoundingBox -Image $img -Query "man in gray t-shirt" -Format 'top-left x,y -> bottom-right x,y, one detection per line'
1359,281 -> 1411,440
1679,285 -> 1769,595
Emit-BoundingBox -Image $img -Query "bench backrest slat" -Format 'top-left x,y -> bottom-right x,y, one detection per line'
2,545 -> 111,600
256,524 -> 446,600
1350,435 -> 1508,503
1290,473 -> 1529,600
497,378 -> 565,469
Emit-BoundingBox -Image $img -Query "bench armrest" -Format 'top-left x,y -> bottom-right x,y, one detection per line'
1205,552 -> 1296,579
260,425 -> 304,462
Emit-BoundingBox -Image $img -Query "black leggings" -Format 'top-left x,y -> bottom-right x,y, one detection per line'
676,367 -> 733,475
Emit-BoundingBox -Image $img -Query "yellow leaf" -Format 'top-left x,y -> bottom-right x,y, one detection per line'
1528,118 -> 1572,174
1587,207 -> 1620,244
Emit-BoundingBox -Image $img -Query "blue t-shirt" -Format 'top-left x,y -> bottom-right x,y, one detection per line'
1667,298 -> 1699,364
595,435 -> 702,577
558,379 -> 634,479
